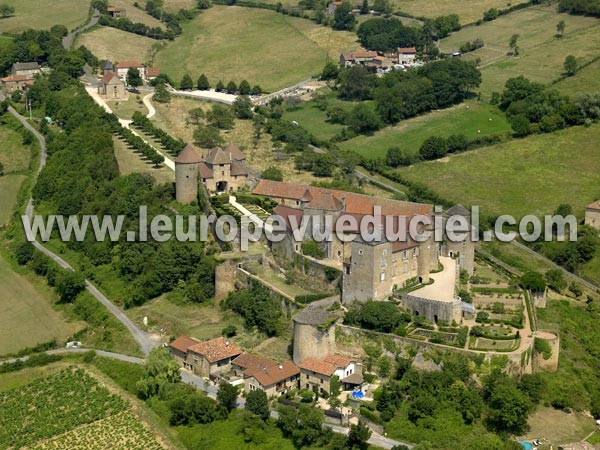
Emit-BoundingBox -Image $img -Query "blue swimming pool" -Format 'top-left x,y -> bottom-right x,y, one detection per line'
518,442 -> 533,450
351,391 -> 364,399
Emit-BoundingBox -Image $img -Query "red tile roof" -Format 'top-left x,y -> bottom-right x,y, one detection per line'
145,67 -> 160,77
586,201 -> 600,211
324,354 -> 351,368
397,47 -> 417,54
188,337 -> 242,363
246,360 -> 299,387
342,51 -> 378,61
2,74 -> 29,82
299,357 -> 336,376
101,71 -> 118,84
169,336 -> 200,353
232,353 -> 274,372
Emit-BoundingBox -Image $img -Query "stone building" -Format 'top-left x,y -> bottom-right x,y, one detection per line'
175,144 -> 202,204
186,337 -> 242,378
198,144 -> 248,194
11,62 -> 41,78
97,71 -> 127,100
1,75 -> 34,94
585,200 -> 600,230
169,335 -> 200,370
244,360 -> 300,398
292,304 -> 340,365
439,204 -> 475,275
299,354 -> 359,395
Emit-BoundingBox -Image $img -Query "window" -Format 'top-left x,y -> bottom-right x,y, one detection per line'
403,251 -> 408,260
413,248 -> 417,257
345,266 -> 350,275
380,272 -> 385,282
358,249 -> 363,256
383,249 -> 387,257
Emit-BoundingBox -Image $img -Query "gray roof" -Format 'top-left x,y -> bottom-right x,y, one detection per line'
293,305 -> 340,326
13,62 -> 41,71
103,60 -> 113,70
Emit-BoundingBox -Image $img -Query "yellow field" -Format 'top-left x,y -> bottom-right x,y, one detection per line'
75,27 -> 159,65
0,0 -> 89,33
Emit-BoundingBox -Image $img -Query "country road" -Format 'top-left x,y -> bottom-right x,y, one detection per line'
62,9 -> 100,50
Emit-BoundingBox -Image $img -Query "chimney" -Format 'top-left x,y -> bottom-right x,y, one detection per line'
278,364 -> 283,370
225,340 -> 230,347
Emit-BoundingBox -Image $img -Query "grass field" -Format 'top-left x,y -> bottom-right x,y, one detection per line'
518,406 -> 596,447
0,0 -> 89,33
439,6 -> 600,96
0,124 -> 32,225
75,27 -> 158,65
392,0 -> 510,24
108,0 -> 165,29
113,136 -> 174,185
155,6 -> 359,92
554,59 -> 600,96
163,0 -> 197,12
0,255 -> 83,356
396,124 -> 600,218
338,100 -> 511,160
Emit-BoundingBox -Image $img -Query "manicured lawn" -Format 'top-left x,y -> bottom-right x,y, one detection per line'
339,100 -> 511,160
75,27 -> 157,64
393,0 -> 509,24
155,6 -> 359,92
554,58 -> 600,97
110,95 -> 149,121
439,6 -> 600,97
0,254 -> 84,356
0,0 -> 89,33
396,124 -> 600,218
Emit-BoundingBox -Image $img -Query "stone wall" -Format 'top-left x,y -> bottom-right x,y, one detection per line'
293,321 -> 336,365
215,261 -> 237,300
399,294 -> 462,324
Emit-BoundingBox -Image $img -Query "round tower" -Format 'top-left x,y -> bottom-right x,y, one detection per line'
292,305 -> 340,365
175,144 -> 202,204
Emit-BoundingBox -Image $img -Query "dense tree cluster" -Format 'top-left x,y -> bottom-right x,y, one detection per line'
131,111 -> 185,155
98,15 -> 176,40
344,300 -> 411,333
357,18 -> 424,53
558,0 -> 600,17
222,284 -> 285,336
499,76 -> 600,137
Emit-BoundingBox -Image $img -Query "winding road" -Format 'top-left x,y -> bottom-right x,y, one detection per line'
62,9 -> 100,50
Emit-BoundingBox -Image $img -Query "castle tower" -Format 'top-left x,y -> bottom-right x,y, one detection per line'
292,305 -> 340,365
175,144 -> 202,204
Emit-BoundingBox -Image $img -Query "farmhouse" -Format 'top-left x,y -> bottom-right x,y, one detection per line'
114,61 -> 146,82
299,354 -> 358,395
186,337 -> 243,378
169,335 -> 200,370
339,51 -> 378,67
97,71 -> 127,100
107,7 -> 126,17
397,47 -> 417,64
244,360 -> 300,397
585,200 -> 600,230
1,75 -> 34,94
11,62 -> 42,78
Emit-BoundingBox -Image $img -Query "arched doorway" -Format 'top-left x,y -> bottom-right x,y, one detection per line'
216,181 -> 228,193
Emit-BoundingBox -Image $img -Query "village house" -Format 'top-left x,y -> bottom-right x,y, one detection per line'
585,200 -> 600,230
145,67 -> 160,81
299,354 -> 359,395
397,47 -> 417,64
244,360 -> 300,397
371,55 -> 393,70
107,6 -> 127,17
114,61 -> 146,82
12,62 -> 42,78
169,335 -> 200,370
231,353 -> 274,377
327,1 -> 362,15
339,51 -> 378,67
186,337 -> 243,378
1,75 -> 34,94
97,71 -> 127,100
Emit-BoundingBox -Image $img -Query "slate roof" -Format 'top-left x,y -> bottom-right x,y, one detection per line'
204,147 -> 231,165
12,62 -> 41,71
103,60 -> 113,70
188,337 -> 242,363
176,144 -> 202,164
293,305 -> 339,326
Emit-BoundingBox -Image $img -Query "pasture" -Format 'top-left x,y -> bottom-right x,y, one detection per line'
395,124 -> 600,218
392,0 -> 510,24
75,27 -> 158,64
113,136 -> 174,185
0,123 -> 29,224
0,0 -> 89,33
439,6 -> 600,96
0,255 -> 83,356
108,0 -> 164,29
154,6 -> 359,92
338,100 -> 511,160
554,59 -> 600,97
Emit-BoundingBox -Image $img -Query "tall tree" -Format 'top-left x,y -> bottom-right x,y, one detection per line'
564,55 -> 577,76
509,34 -> 520,56
126,67 -> 143,89
347,422 -> 372,450
245,389 -> 270,420
217,381 -> 239,414
238,79 -> 251,95
197,73 -> 210,90
180,73 -> 193,90
0,4 -> 15,17
333,3 -> 356,31
556,20 -> 566,37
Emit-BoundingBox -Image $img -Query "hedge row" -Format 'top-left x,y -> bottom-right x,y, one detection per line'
131,111 -> 185,156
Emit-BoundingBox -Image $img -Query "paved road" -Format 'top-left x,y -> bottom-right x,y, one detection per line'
143,93 -> 156,118
170,88 -> 238,105
63,9 -> 100,50
7,104 -> 157,356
